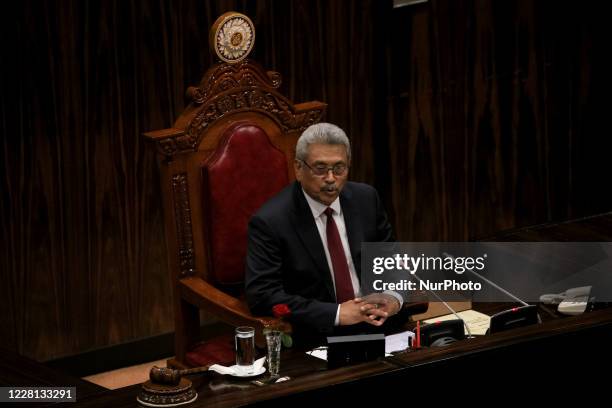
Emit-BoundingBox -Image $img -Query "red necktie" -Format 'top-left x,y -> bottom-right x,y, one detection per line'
324,207 -> 354,303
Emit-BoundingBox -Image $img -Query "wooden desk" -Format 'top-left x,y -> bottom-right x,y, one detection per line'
481,211 -> 612,242
4,302 -> 611,406
62,305 -> 612,407
0,347 -> 107,403
4,212 -> 612,405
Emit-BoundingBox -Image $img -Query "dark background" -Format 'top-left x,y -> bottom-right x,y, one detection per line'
1,0 -> 610,362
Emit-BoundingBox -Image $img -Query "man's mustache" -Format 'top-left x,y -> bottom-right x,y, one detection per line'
321,185 -> 338,192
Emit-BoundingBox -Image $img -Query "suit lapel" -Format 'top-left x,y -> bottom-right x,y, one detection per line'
340,185 -> 364,278
290,182 -> 335,298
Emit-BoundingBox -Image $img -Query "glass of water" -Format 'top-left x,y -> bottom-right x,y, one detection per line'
265,330 -> 282,377
235,326 -> 255,374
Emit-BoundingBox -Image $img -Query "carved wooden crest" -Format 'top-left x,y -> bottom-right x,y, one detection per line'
210,12 -> 255,64
148,58 -> 324,157
145,13 -> 325,158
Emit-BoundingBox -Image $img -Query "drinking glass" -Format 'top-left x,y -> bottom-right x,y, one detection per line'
235,326 -> 255,374
265,330 -> 282,377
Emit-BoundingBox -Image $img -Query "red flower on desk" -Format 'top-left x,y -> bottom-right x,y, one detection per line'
272,304 -> 291,319
265,304 -> 293,348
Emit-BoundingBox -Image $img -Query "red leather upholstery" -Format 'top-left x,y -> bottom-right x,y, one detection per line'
185,334 -> 235,367
202,123 -> 289,285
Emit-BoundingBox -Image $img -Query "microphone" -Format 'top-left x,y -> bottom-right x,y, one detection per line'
442,252 -> 542,333
442,252 -> 529,306
410,271 -> 473,341
387,254 -> 472,346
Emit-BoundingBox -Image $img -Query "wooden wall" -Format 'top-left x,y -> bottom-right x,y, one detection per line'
383,0 -> 612,241
1,0 -> 610,361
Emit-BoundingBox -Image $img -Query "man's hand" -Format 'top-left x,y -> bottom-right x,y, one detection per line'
359,293 -> 401,321
338,298 -> 390,326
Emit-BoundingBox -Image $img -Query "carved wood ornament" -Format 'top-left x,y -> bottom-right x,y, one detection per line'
149,12 -> 325,158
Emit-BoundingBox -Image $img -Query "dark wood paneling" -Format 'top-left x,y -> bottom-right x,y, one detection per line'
385,0 -> 612,240
1,0 -> 610,361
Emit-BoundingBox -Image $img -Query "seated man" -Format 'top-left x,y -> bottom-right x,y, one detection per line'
245,123 -> 402,344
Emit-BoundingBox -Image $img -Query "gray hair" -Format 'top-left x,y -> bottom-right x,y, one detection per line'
295,123 -> 351,163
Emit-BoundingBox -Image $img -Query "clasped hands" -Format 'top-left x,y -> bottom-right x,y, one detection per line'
339,293 -> 401,326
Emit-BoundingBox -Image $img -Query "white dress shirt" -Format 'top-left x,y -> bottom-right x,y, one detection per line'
302,190 -> 360,325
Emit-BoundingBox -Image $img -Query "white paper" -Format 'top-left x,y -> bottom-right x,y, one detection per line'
385,330 -> 415,354
306,348 -> 328,361
423,309 -> 491,336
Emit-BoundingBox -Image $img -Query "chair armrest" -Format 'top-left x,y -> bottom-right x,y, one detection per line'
179,276 -> 285,346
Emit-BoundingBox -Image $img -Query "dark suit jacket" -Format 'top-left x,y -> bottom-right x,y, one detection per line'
245,181 -> 394,338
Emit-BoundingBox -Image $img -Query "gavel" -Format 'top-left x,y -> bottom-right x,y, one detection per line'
149,364 -> 212,385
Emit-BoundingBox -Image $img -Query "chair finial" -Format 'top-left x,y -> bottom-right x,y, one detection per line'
210,12 -> 255,64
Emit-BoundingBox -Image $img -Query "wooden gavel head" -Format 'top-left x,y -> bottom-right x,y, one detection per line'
149,366 -> 181,385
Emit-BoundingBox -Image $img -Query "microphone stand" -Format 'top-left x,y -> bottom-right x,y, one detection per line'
442,252 -> 541,324
410,272 -> 474,339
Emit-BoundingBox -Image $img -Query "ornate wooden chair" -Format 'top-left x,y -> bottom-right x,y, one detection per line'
144,13 -> 326,368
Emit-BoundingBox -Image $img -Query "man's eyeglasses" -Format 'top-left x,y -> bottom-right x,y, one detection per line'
300,160 -> 348,176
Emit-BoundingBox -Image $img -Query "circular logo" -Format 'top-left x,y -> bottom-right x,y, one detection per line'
211,12 -> 255,63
